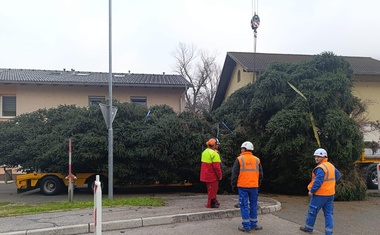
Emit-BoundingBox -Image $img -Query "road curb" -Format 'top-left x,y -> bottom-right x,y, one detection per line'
0,199 -> 281,235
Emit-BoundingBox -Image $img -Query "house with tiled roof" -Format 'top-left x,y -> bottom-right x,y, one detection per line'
0,69 -> 191,121
212,52 -> 380,141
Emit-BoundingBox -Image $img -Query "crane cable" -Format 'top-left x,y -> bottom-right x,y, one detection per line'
252,0 -> 258,16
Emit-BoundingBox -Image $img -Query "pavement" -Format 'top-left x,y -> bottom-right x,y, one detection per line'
0,191 -> 281,235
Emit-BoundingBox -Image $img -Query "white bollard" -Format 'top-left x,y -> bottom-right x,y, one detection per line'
377,164 -> 380,191
94,175 -> 102,235
68,179 -> 74,202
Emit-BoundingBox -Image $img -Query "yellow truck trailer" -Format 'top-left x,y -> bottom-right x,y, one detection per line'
16,172 -> 107,195
15,172 -> 192,195
356,148 -> 380,189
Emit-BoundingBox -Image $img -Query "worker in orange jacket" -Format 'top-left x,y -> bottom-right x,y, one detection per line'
231,141 -> 263,232
300,148 -> 341,235
200,138 -> 223,208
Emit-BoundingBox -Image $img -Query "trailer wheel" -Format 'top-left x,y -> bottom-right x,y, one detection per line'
87,176 -> 108,194
40,176 -> 63,195
367,165 -> 378,189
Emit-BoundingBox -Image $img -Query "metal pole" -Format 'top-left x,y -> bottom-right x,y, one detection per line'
108,0 -> 114,200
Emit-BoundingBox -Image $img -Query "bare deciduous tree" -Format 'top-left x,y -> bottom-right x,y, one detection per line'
172,43 -> 220,113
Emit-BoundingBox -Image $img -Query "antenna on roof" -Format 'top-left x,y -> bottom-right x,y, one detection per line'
251,0 -> 260,53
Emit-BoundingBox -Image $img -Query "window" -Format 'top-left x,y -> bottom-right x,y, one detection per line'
88,96 -> 105,106
1,95 -> 16,117
237,70 -> 241,83
131,96 -> 147,106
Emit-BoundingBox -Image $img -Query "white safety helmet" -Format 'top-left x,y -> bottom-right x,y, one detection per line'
313,148 -> 328,157
241,141 -> 254,151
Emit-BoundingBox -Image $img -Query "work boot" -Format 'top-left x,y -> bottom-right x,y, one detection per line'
300,226 -> 313,234
251,224 -> 263,230
238,225 -> 250,233
210,198 -> 219,208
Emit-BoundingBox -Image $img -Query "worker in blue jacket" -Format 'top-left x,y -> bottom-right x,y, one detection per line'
300,148 -> 341,235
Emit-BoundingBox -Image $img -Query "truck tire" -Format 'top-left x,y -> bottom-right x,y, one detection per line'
87,176 -> 108,194
40,176 -> 63,195
367,164 -> 378,189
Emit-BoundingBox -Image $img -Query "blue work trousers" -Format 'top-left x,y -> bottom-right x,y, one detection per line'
304,195 -> 334,235
238,187 -> 259,230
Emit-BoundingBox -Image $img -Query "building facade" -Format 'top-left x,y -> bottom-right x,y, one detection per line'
0,69 -> 191,121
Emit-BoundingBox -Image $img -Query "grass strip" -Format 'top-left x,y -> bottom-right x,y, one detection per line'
0,197 -> 164,217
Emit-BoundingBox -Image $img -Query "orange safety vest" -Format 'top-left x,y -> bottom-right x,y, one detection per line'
307,159 -> 336,196
237,152 -> 260,188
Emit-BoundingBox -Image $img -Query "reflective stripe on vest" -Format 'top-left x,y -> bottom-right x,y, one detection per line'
240,156 -> 259,172
313,163 -> 335,182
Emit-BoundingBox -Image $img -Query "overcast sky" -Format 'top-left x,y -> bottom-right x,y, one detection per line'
1,0 -> 379,74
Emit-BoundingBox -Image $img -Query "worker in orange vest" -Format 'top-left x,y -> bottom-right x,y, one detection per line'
300,148 -> 341,235
200,138 -> 223,208
231,141 -> 263,232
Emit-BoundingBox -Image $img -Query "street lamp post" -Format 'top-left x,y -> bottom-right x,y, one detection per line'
108,0 -> 113,200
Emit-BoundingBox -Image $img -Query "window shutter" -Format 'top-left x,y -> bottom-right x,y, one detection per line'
2,96 -> 16,116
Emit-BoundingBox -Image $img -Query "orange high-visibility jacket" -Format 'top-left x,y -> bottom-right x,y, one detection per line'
308,159 -> 336,196
237,152 -> 260,188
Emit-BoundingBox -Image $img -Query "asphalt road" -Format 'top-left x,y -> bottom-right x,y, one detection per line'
272,191 -> 380,235
87,191 -> 380,235
1,183 -> 379,235
93,214 -> 324,235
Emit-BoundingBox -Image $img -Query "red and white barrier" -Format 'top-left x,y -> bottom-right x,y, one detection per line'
94,175 -> 102,235
377,164 -> 380,191
66,138 -> 76,202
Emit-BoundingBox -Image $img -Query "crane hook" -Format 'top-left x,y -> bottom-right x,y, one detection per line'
251,13 -> 260,33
